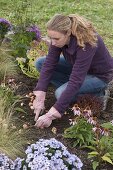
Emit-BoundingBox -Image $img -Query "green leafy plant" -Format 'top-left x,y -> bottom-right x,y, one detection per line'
87,121 -> 113,170
88,136 -> 113,170
64,117 -> 94,147
64,104 -> 113,169
8,0 -> 39,59
16,40 -> 48,78
10,24 -> 41,58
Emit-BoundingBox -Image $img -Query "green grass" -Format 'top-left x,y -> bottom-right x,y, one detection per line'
0,0 -> 113,53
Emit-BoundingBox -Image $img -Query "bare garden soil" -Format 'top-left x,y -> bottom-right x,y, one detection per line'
14,73 -> 113,170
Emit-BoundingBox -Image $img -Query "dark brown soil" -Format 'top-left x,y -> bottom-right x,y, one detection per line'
14,73 -> 113,170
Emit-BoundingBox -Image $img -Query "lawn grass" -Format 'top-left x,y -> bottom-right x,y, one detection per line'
0,0 -> 113,53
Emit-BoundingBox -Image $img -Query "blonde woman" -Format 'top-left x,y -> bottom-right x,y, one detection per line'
33,14 -> 113,128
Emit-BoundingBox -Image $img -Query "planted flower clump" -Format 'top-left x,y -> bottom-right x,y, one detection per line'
0,138 -> 83,170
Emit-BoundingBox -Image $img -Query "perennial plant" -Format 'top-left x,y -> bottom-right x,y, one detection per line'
16,40 -> 48,78
11,24 -> 41,58
0,138 -> 83,170
0,18 -> 11,42
64,104 -> 113,169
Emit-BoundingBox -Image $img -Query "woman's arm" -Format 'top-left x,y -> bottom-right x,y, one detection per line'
54,44 -> 97,115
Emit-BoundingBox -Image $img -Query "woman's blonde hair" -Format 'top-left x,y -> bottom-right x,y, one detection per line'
46,14 -> 97,48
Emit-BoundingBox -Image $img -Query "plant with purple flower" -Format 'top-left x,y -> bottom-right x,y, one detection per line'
26,25 -> 41,41
15,138 -> 83,170
66,104 -> 113,169
0,18 -> 11,42
11,24 -> 41,59
0,153 -> 15,170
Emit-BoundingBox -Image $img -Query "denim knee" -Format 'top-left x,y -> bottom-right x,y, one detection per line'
55,82 -> 68,99
55,88 -> 61,100
55,86 -> 64,99
35,56 -> 46,72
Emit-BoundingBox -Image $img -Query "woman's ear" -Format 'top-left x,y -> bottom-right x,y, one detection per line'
67,29 -> 71,36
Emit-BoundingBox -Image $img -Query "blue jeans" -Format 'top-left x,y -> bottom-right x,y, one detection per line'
35,56 -> 107,102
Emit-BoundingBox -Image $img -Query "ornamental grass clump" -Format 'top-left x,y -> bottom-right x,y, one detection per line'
0,86 -> 21,119
0,44 -> 17,84
15,138 -> 83,170
0,86 -> 28,159
0,124 -> 27,160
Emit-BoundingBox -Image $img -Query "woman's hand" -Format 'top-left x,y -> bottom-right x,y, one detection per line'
35,107 -> 61,128
33,91 -> 46,121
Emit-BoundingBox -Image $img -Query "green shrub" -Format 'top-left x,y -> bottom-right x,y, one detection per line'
64,118 -> 94,147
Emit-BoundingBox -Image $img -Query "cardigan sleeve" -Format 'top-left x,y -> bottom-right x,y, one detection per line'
34,45 -> 62,91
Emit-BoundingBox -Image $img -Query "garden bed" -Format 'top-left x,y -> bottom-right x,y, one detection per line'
14,73 -> 113,170
0,10 -> 113,169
